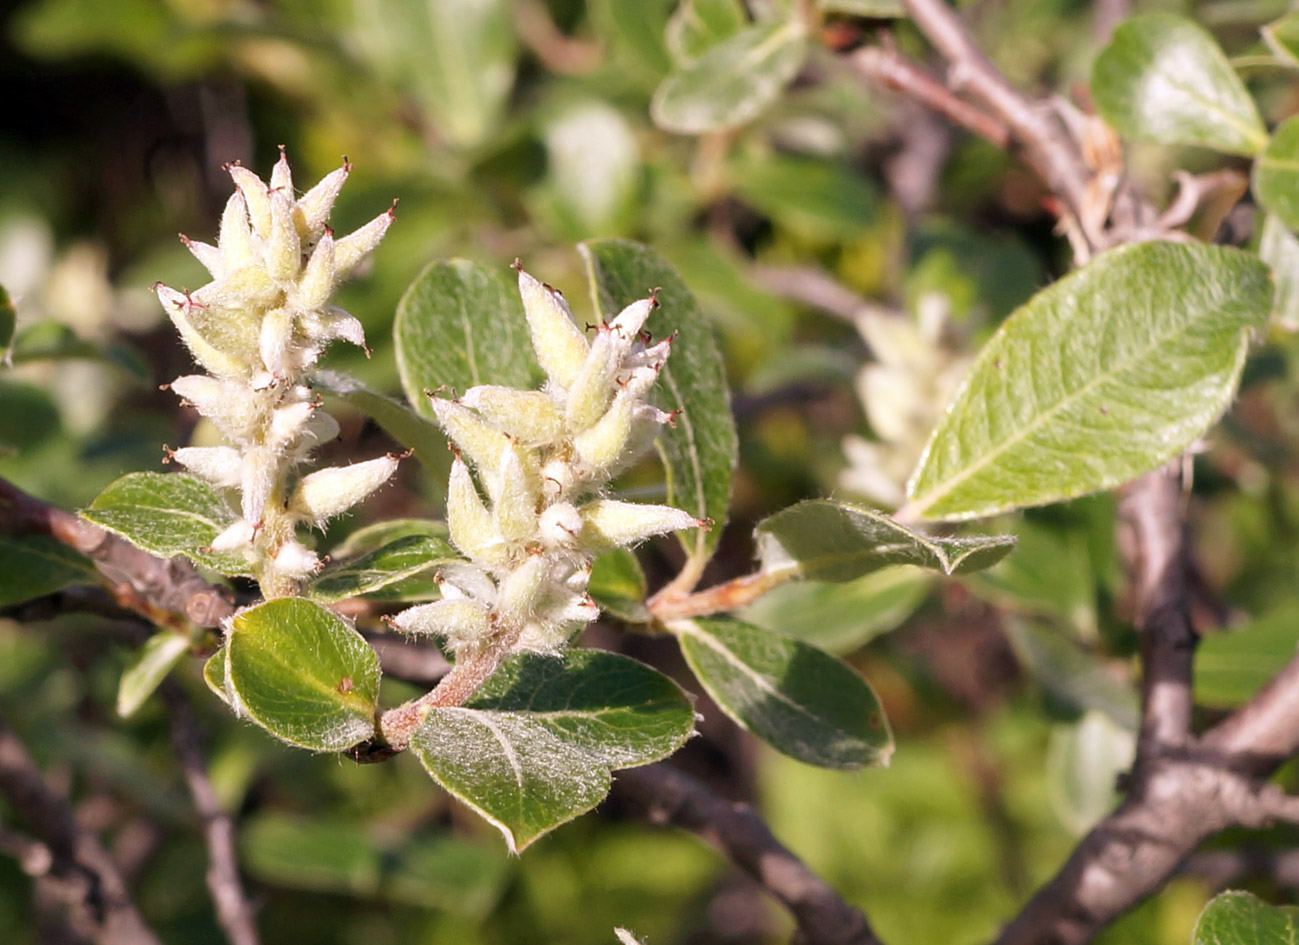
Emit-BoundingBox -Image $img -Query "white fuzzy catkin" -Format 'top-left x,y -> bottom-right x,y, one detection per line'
156,151 -> 398,597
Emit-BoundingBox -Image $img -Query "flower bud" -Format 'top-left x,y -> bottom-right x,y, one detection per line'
517,268 -> 589,389
293,162 -> 349,241
182,236 -> 224,280
429,397 -> 512,478
438,563 -> 498,605
490,445 -> 541,545
335,205 -> 394,279
299,307 -> 365,351
157,285 -> 250,377
564,326 -> 625,432
270,147 -> 293,194
496,554 -> 547,619
573,389 -> 636,473
578,499 -> 700,552
459,386 -> 564,445
538,501 -> 582,549
295,231 -> 336,311
216,191 -> 255,272
266,188 -> 301,282
211,519 -> 255,552
172,446 -> 243,488
391,599 -> 490,652
259,307 -> 295,377
227,164 -> 272,238
288,454 -> 399,527
240,447 -> 279,525
447,458 -> 509,567
272,540 -> 319,579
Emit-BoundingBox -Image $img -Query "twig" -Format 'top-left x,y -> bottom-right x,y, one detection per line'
1182,847 -> 1299,890
648,571 -> 787,621
161,684 -> 259,945
847,45 -> 1010,150
0,476 -> 234,630
1118,463 -> 1197,759
0,713 -> 162,945
513,0 -> 603,75
617,763 -> 883,945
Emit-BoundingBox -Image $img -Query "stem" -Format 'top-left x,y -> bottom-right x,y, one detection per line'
648,570 -> 790,621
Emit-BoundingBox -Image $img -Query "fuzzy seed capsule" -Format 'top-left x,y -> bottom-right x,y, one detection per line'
266,189 -> 302,283
227,164 -> 272,238
517,268 -> 589,389
391,599 -> 491,652
459,386 -> 564,445
171,446 -> 243,488
293,163 -> 349,241
447,458 -> 509,568
288,454 -> 399,527
578,499 -> 700,553
216,191 -> 255,272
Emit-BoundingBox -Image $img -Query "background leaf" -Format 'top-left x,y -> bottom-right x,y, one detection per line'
0,285 -> 13,362
1193,890 -> 1299,944
739,568 -> 931,654
315,372 -> 451,479
588,548 -> 650,623
1004,618 -> 1139,730
818,0 -> 904,16
1045,710 -> 1135,836
116,631 -> 189,718
0,535 -> 96,607
9,320 -> 150,382
410,649 -> 694,852
1258,215 -> 1299,331
82,472 -> 252,576
394,259 -> 541,418
1253,117 -> 1299,232
755,500 -> 1016,581
1195,603 -> 1299,707
672,617 -> 893,769
665,0 -> 746,65
226,598 -> 381,752
306,534 -> 460,604
1263,12 -> 1299,69
1091,13 -> 1266,155
580,239 -> 737,567
906,242 -> 1272,520
651,19 -> 808,134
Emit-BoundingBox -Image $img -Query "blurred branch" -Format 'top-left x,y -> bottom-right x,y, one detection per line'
750,264 -> 901,324
1119,462 -> 1197,759
1182,847 -> 1299,890
617,763 -> 883,945
161,684 -> 260,945
0,713 -> 162,945
0,476 -> 234,630
513,0 -> 603,75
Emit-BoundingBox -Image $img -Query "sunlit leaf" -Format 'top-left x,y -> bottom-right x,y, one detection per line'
906,242 -> 1271,520
226,598 -> 380,752
306,535 -> 460,604
651,18 -> 808,134
117,631 -> 190,718
580,240 -> 736,567
587,0 -> 676,81
1259,215 -> 1299,331
394,260 -> 540,420
1254,117 -> 1299,232
82,472 -> 251,576
0,535 -> 96,607
1193,890 -> 1299,944
1091,13 -> 1266,155
411,649 -> 694,851
755,500 -> 1016,581
671,617 -> 893,768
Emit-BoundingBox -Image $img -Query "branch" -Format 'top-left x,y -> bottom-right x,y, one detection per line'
161,684 -> 260,945
0,713 -> 162,945
897,0 -> 1093,226
0,477 -> 234,630
617,763 -> 883,945
1118,463 -> 1197,759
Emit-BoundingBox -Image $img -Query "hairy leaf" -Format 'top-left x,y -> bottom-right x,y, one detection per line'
672,617 -> 893,769
411,649 -> 694,851
651,18 -> 808,134
395,260 -> 540,417
117,631 -> 190,718
580,239 -> 736,566
307,535 -> 460,604
906,242 -> 1271,520
226,598 -> 381,752
1193,890 -> 1299,944
1092,13 -> 1266,155
756,500 -> 1016,581
0,535 -> 97,607
82,472 -> 251,576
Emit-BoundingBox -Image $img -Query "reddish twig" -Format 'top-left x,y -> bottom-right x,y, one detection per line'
0,476 -> 234,629
617,763 -> 883,945
0,713 -> 162,945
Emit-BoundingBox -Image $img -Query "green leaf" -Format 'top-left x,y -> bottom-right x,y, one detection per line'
905,242 -> 1272,520
350,0 -> 515,150
0,535 -> 97,607
730,154 -> 880,239
82,472 -> 252,576
0,379 -> 60,449
1196,603 -> 1299,707
204,650 -> 230,706
1091,13 -> 1266,156
587,0 -> 676,82
226,598 -> 381,752
241,814 -> 508,915
410,649 -> 694,851
1254,117 -> 1299,232
0,285 -> 14,362
315,371 -> 450,479
580,239 -> 737,566
306,535 -> 460,604
588,547 -> 649,623
818,0 -> 904,16
1193,890 -> 1299,944
10,320 -> 150,382
1004,618 -> 1139,730
394,260 -> 541,423
1045,710 -> 1135,836
756,500 -> 1016,581
739,568 -> 931,654
117,631 -> 190,718
1262,13 -> 1299,69
334,518 -> 450,556
1259,215 -> 1299,331
651,18 -> 809,134
672,618 -> 892,768
665,0 -> 746,65
969,518 -> 1097,636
